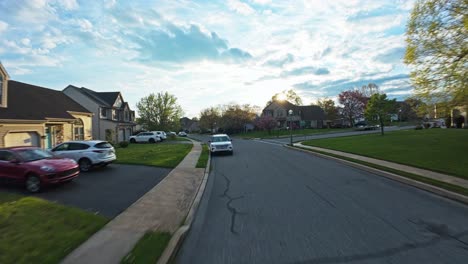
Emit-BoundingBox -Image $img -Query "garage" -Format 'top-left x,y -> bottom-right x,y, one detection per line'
5,132 -> 40,147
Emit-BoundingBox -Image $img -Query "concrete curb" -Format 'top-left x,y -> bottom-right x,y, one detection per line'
284,144 -> 468,205
157,148 -> 211,264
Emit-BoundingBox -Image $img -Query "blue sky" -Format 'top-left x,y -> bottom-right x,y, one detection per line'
0,0 -> 415,117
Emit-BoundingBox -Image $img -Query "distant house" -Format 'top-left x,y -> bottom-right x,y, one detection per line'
262,100 -> 326,129
63,85 -> 136,142
180,117 -> 200,133
0,62 -> 93,148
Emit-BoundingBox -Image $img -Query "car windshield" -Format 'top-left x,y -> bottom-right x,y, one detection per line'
16,149 -> 53,162
212,136 -> 230,142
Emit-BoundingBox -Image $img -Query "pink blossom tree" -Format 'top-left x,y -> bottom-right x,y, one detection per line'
255,115 -> 277,134
338,90 -> 368,126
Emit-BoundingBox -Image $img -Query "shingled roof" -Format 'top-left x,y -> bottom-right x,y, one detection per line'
264,100 -> 326,120
0,80 -> 91,121
66,85 -> 121,107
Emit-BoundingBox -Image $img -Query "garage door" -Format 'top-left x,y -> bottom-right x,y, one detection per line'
5,132 -> 40,147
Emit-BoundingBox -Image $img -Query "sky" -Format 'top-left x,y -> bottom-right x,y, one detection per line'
0,0 -> 415,118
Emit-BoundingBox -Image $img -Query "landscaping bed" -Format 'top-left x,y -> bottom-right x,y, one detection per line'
302,129 -> 468,179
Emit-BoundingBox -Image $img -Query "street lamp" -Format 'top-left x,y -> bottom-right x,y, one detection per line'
288,109 -> 293,146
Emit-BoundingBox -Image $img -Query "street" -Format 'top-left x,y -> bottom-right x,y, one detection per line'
177,136 -> 468,264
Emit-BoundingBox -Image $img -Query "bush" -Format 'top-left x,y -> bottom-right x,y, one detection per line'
169,134 -> 177,140
119,141 -> 129,148
415,125 -> 423,130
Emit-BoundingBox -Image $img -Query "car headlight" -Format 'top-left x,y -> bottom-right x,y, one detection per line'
40,165 -> 55,172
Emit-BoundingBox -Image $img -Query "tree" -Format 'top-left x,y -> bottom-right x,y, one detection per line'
360,83 -> 380,97
365,93 -> 396,135
404,0 -> 468,107
136,92 -> 183,131
199,107 -> 221,132
316,99 -> 339,126
338,90 -> 368,126
268,89 -> 303,105
255,115 -> 277,134
219,104 -> 257,134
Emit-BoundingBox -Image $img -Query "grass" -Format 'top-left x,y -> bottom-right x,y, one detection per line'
293,146 -> 468,197
196,144 -> 209,168
239,128 -> 353,139
121,231 -> 171,264
302,129 -> 468,179
0,192 -> 108,264
116,143 -> 193,168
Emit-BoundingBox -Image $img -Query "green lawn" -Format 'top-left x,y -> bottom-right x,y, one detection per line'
302,129 -> 468,179
0,193 -> 108,264
121,231 -> 171,264
116,143 -> 193,168
196,144 -> 209,168
166,136 -> 191,142
240,128 -> 353,139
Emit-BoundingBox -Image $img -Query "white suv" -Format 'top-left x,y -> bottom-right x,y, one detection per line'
152,131 -> 167,141
51,140 -> 116,172
209,134 -> 233,155
129,132 -> 161,143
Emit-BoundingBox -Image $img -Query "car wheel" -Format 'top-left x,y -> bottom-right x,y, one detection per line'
25,175 -> 41,193
130,138 -> 136,143
149,138 -> 155,143
79,158 -> 92,172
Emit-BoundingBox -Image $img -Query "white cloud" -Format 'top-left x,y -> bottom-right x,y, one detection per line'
251,0 -> 271,5
0,21 -> 8,32
228,0 -> 255,15
56,0 -> 79,10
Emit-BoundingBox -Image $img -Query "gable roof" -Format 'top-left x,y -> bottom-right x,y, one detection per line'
66,85 -> 121,107
263,100 -> 326,120
0,80 -> 91,121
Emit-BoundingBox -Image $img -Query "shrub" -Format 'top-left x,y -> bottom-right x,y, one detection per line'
169,134 -> 177,140
119,141 -> 129,148
415,125 -> 423,130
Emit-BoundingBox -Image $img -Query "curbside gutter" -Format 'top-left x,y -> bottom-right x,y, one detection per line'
157,152 -> 211,264
284,144 -> 468,205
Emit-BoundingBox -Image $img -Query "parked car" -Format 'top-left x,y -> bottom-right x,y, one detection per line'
167,131 -> 177,136
208,134 -> 233,155
152,131 -> 167,141
129,132 -> 162,143
51,140 -> 116,172
0,147 -> 79,192
354,121 -> 379,131
178,131 -> 187,137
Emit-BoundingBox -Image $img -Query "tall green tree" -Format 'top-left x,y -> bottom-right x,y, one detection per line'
199,107 -> 221,132
267,89 -> 303,106
316,99 -> 339,123
136,92 -> 183,131
365,94 -> 396,135
404,0 -> 468,107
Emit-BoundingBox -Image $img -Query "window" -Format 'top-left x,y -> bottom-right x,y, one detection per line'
124,111 -> 129,121
94,142 -> 113,149
101,108 -> 107,118
54,143 -> 69,151
68,143 -> 89,150
0,150 -> 15,162
112,109 -> 117,120
74,119 -> 84,140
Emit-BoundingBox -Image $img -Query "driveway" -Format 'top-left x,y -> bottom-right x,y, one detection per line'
0,164 -> 171,218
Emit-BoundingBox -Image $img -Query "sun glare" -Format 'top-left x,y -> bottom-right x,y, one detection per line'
277,93 -> 287,101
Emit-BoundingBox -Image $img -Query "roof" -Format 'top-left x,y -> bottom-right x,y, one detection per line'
0,80 -> 92,121
66,85 -> 120,107
263,100 -> 326,120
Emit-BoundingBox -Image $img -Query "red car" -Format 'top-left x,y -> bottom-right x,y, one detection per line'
0,147 -> 79,193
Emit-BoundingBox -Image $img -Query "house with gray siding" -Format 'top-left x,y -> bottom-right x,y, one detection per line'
63,85 -> 136,142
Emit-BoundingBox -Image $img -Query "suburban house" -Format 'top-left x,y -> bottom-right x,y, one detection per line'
180,117 -> 200,133
0,62 -> 93,148
63,85 -> 136,143
262,100 -> 326,128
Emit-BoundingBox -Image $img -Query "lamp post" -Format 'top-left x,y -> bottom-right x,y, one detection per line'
288,109 -> 293,146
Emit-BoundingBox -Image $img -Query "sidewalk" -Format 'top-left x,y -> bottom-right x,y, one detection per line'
62,140 -> 205,264
294,142 -> 468,189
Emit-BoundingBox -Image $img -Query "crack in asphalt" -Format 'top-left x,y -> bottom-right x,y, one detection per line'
219,173 -> 245,235
305,185 -> 336,208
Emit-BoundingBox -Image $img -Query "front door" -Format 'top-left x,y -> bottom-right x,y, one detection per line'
45,127 -> 52,149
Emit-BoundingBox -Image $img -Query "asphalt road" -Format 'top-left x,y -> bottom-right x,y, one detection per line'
1,164 -> 170,218
177,136 -> 468,264
260,126 -> 415,145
